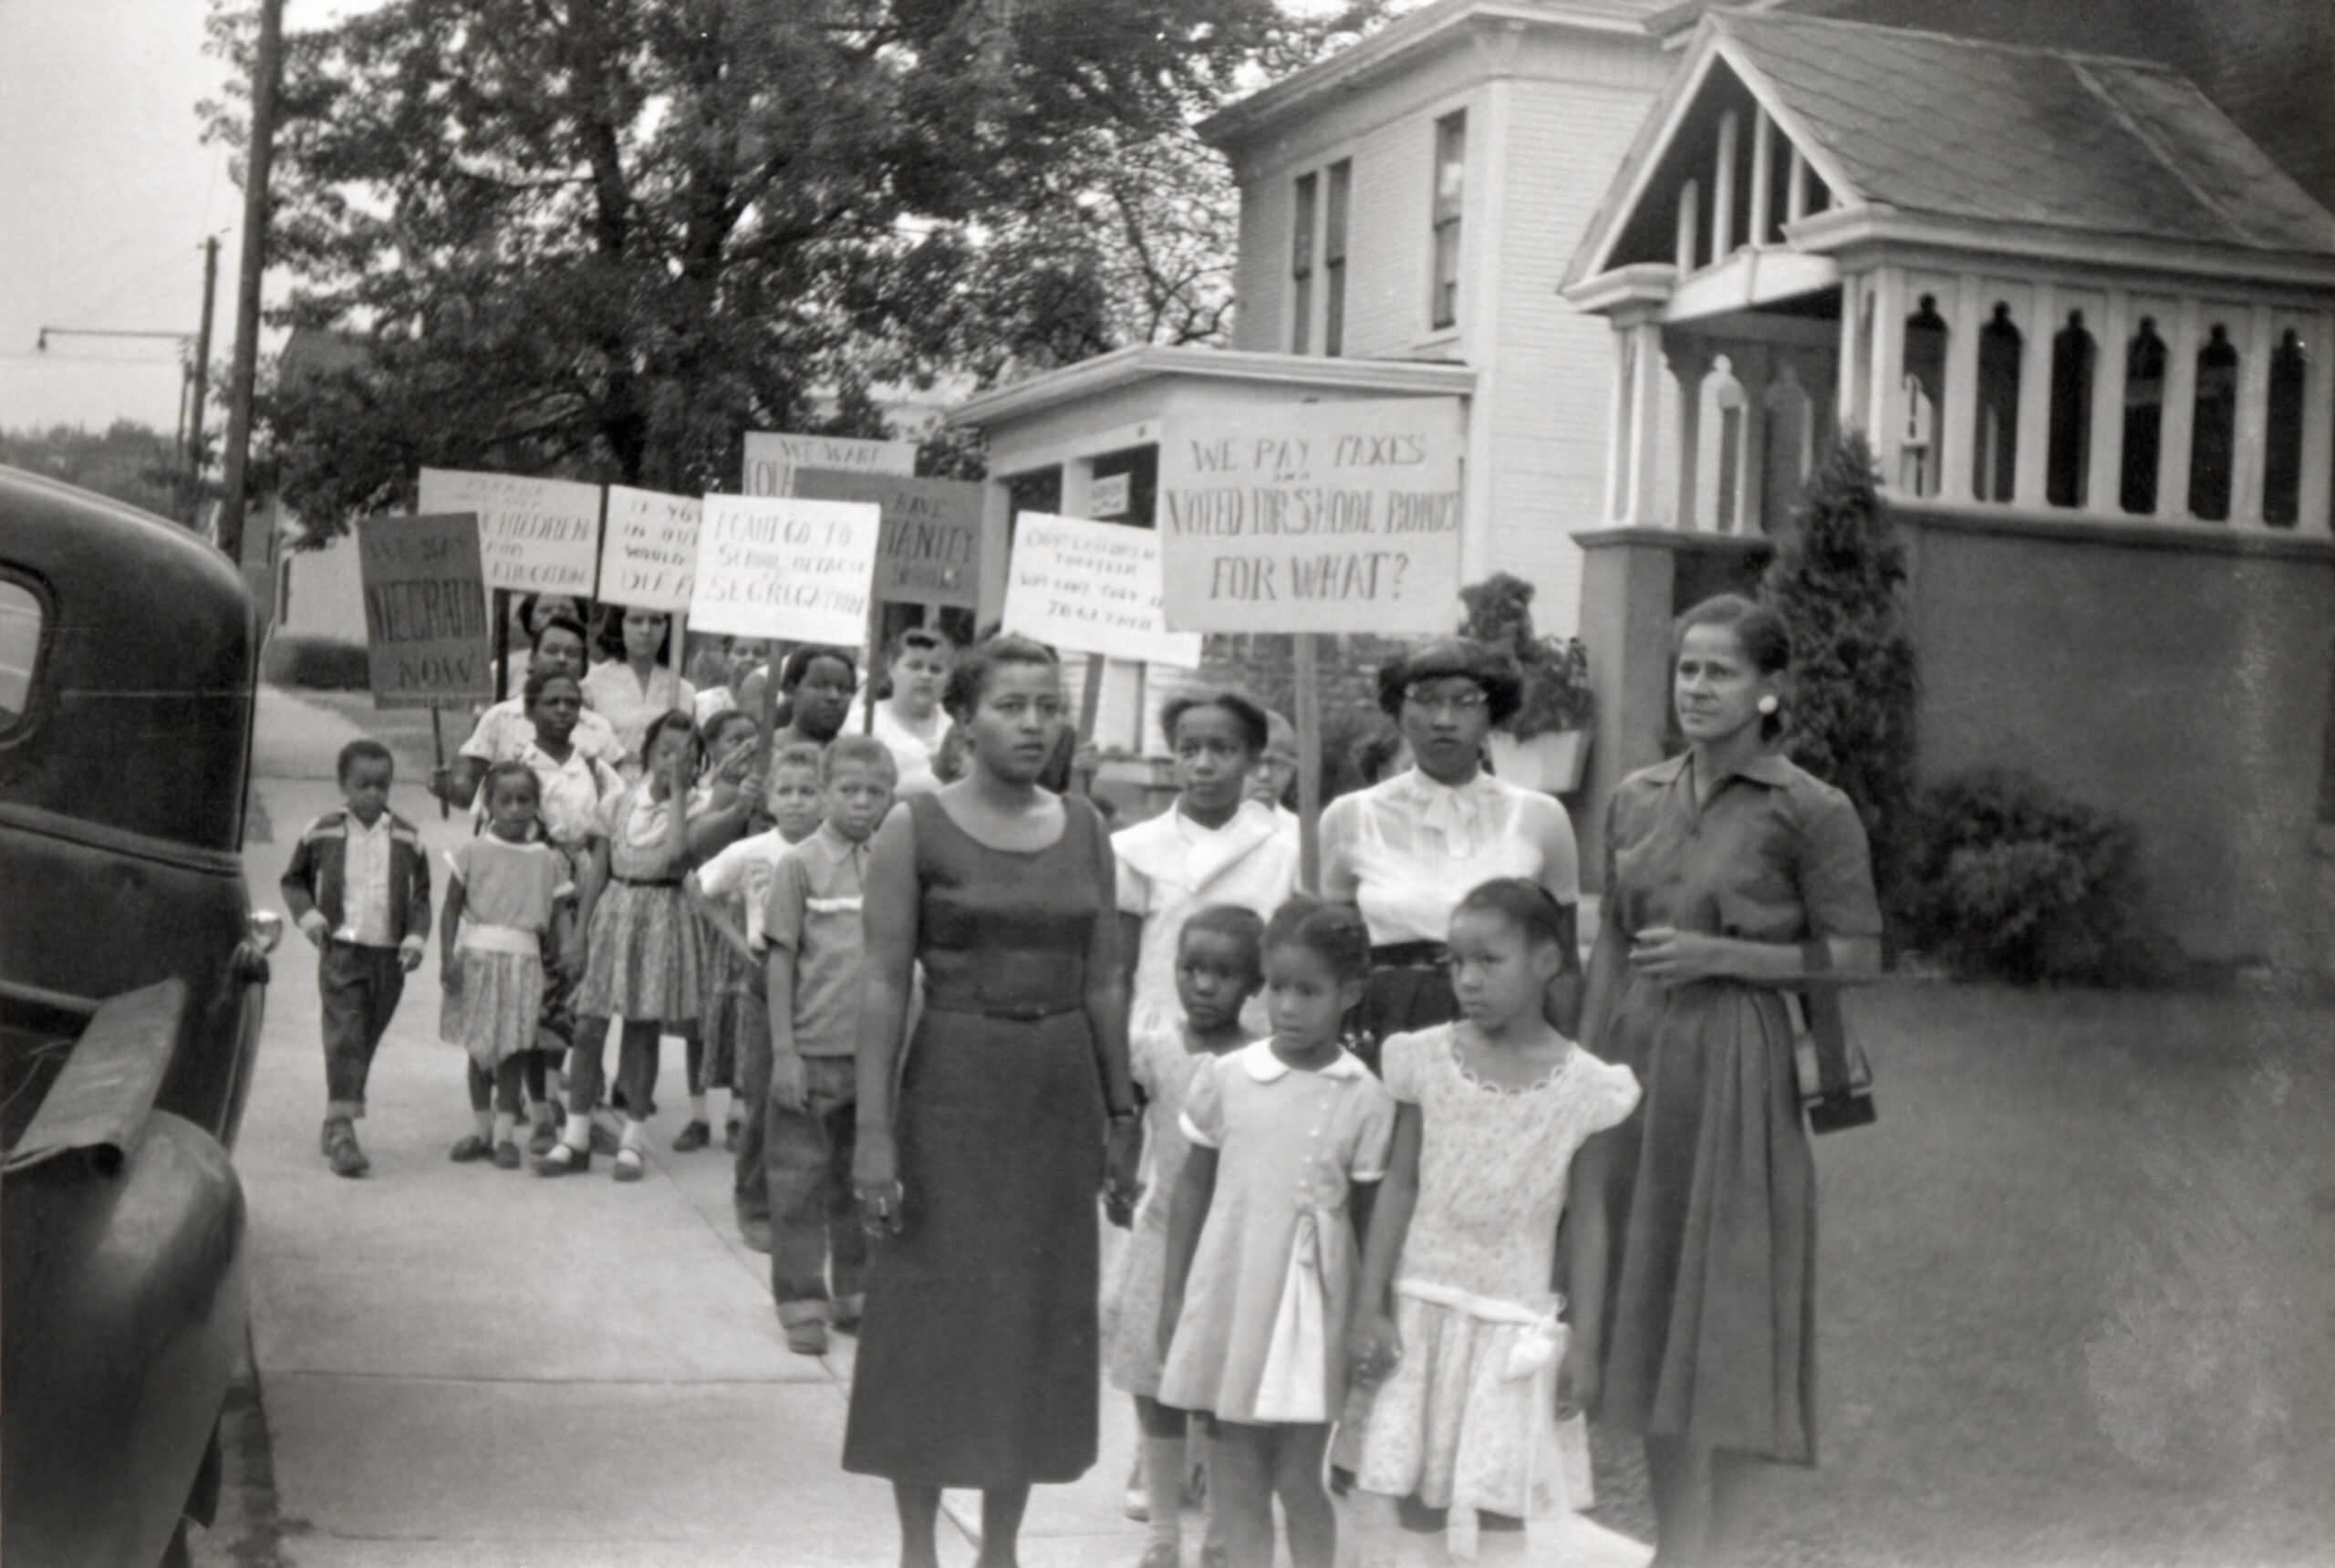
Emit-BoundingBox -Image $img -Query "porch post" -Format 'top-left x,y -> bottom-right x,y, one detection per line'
1785,147 -> 1809,224
2084,287 -> 2130,516
1711,111 -> 1738,264
1675,180 -> 1700,274
1604,323 -> 1633,522
1939,275 -> 1982,503
2156,297 -> 2200,522
1749,111 -> 1774,248
1667,337 -> 1712,528
1622,318 -> 1670,524
1736,342 -> 1772,532
2231,304 -> 2275,525
1836,273 -> 1864,431
2011,279 -> 2055,507
2299,310 -> 2335,534
1865,265 -> 1907,491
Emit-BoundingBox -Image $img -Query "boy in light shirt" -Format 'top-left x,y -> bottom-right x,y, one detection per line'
691,742 -> 825,1247
761,734 -> 897,1353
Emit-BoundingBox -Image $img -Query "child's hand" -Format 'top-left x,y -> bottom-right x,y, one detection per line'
1103,1118 -> 1141,1228
769,1049 -> 807,1115
1349,1311 -> 1402,1387
441,959 -> 458,992
853,1134 -> 903,1238
299,915 -> 328,952
1556,1340 -> 1597,1420
399,943 -> 425,974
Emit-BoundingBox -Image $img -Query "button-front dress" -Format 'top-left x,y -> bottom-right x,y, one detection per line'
843,792 -> 1115,1488
1593,751 -> 1880,1464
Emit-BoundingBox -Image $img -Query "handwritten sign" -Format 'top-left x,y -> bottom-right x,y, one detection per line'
356,513 -> 493,708
416,468 -> 602,597
1156,398 -> 1465,634
741,431 -> 918,499
689,495 -> 883,646
597,487 -> 701,613
792,469 -> 983,610
1001,514 -> 1201,669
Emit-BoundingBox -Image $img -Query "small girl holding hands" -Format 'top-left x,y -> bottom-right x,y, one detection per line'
1104,904 -> 1268,1568
441,763 -> 575,1168
1344,879 -> 1640,1563
543,711 -> 706,1181
676,708 -> 764,1151
1157,899 -> 1396,1568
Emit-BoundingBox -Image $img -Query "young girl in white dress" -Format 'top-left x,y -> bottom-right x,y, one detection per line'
1102,905 -> 1265,1568
439,763 -> 574,1168
1158,899 -> 1397,1568
1345,879 -> 1640,1563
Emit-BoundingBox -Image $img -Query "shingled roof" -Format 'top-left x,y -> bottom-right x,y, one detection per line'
1570,10 -> 2335,286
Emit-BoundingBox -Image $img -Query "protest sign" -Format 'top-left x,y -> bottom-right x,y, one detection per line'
792,469 -> 983,610
356,513 -> 493,708
597,487 -> 701,613
690,495 -> 882,648
1001,513 -> 1201,669
742,431 -> 918,498
1155,398 -> 1465,635
416,467 -> 602,597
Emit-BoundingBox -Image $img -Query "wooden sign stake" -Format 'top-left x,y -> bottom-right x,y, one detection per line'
1292,634 -> 1323,894
1078,653 -> 1106,744
493,588 -> 512,703
864,596 -> 885,736
429,709 -> 450,819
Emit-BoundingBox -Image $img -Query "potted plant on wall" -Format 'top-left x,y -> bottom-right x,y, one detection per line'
1460,572 -> 1593,793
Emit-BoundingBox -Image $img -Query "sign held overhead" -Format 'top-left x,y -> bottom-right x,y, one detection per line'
1002,513 -> 1201,669
690,495 -> 883,648
356,513 -> 493,708
792,469 -> 984,611
598,487 -> 702,613
742,431 -> 918,499
1155,398 -> 1466,635
416,467 -> 602,597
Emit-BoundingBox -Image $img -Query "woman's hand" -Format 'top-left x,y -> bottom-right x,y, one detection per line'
1103,1117 -> 1142,1228
1625,925 -> 1737,985
1556,1337 -> 1598,1420
853,1132 -> 903,1238
1350,1310 -> 1402,1387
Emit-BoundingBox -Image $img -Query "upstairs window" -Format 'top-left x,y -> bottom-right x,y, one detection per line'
1323,160 -> 1351,358
2189,324 -> 2238,522
1975,304 -> 2022,504
1292,171 -> 1318,355
2264,330 -> 2308,528
2120,318 -> 2166,514
1431,111 -> 1466,331
2047,311 -> 2095,509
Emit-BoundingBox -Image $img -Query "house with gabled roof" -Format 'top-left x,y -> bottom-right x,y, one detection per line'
1561,8 -> 2335,971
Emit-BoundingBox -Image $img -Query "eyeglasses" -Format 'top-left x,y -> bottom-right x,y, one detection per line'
1403,685 -> 1489,716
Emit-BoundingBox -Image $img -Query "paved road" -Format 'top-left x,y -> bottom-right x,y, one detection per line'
207,687 -> 1652,1568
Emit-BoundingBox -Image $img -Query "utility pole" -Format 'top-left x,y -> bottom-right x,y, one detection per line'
189,235 -> 220,505
216,0 -> 285,566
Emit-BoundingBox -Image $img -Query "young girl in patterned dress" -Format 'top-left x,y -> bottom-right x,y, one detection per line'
439,763 -> 574,1168
1345,879 -> 1640,1563
1103,905 -> 1266,1568
677,708 -> 763,1152
1157,899 -> 1397,1568
544,711 -> 705,1182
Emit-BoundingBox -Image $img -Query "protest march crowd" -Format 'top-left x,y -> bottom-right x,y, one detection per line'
280,585 -> 1881,1568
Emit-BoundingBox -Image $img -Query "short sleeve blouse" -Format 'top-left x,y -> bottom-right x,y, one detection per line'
446,836 -> 571,934
600,784 -> 684,881
1320,769 -> 1581,947
1604,752 -> 1881,947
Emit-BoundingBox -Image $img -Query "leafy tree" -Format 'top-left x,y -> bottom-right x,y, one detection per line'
0,421 -> 196,524
202,0 -> 1383,533
1761,431 -> 1919,904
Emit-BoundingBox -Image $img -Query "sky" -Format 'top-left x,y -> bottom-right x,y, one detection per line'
0,0 -> 252,435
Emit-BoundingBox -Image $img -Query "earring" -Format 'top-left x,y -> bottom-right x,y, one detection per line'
1757,695 -> 1780,716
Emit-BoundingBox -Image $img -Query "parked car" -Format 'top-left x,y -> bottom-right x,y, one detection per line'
0,466 -> 277,1566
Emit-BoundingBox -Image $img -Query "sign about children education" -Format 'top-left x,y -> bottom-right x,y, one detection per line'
792,469 -> 984,611
741,431 -> 918,499
597,486 -> 701,614
416,467 -> 602,597
689,494 -> 883,648
1155,398 -> 1466,635
1002,513 -> 1202,670
356,512 -> 493,708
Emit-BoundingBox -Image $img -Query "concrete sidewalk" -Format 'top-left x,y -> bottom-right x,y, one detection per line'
223,691 -> 1651,1568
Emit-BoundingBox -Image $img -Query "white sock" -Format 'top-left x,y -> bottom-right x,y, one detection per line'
689,1092 -> 709,1125
559,1116 -> 591,1153
620,1117 -> 646,1152
1142,1432 -> 1185,1551
472,1110 -> 493,1142
491,1112 -> 516,1146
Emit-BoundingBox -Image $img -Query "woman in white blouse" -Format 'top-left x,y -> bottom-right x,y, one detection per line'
582,607 -> 696,770
1320,639 -> 1582,1071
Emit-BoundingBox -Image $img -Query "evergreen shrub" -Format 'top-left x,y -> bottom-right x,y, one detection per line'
262,636 -> 371,691
1901,770 -> 2162,986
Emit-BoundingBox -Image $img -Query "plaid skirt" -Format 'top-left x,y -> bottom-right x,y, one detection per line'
577,881 -> 703,1026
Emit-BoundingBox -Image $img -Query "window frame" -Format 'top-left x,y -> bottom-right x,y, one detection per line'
1323,159 -> 1352,358
1430,110 -> 1468,332
1291,171 -> 1318,356
0,567 -> 54,744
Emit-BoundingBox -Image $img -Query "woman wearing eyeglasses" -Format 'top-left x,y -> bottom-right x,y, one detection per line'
1319,639 -> 1583,1075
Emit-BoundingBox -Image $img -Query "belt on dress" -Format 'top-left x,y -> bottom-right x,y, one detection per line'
1370,940 -> 1448,969
456,923 -> 542,957
610,873 -> 684,888
921,1000 -> 1086,1023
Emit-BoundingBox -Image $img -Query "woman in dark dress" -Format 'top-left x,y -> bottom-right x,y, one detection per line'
846,634 -> 1142,1568
1575,595 -> 1882,1566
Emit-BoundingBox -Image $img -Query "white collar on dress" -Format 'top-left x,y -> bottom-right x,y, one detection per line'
1239,1038 -> 1368,1082
1385,766 -> 1506,857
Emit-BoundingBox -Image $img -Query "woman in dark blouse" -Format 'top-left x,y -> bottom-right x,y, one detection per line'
1575,595 -> 1882,1566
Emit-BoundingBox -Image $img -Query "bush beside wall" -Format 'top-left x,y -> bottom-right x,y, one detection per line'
263,635 -> 371,691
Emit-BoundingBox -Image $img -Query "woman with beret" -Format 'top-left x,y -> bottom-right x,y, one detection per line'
1320,638 -> 1583,1070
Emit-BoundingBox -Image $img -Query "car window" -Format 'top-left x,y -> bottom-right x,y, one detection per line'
0,578 -> 40,728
